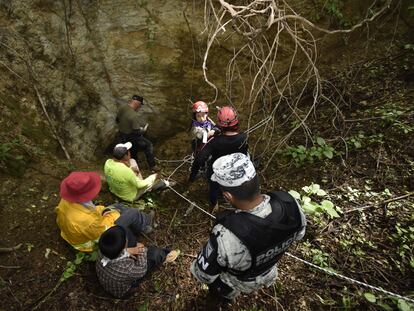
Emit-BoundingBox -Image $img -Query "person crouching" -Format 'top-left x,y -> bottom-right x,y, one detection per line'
96,225 -> 180,298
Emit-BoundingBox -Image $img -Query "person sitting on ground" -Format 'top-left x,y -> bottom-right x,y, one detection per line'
190,153 -> 306,301
55,171 -> 154,252
116,94 -> 160,172
96,225 -> 179,298
188,106 -> 248,212
189,101 -> 217,155
104,142 -> 173,202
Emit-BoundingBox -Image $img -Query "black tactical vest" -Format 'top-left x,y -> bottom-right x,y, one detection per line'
216,191 -> 304,280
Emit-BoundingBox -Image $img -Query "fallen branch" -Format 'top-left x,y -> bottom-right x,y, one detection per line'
0,243 -> 22,254
0,265 -> 22,269
345,191 -> 414,213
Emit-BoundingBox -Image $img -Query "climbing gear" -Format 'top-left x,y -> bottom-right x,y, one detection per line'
217,106 -> 238,127
192,101 -> 209,113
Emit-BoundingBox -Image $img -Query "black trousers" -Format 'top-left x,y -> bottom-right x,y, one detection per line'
130,247 -> 170,288
118,133 -> 156,168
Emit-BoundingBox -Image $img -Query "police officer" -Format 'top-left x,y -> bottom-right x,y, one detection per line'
190,153 -> 306,301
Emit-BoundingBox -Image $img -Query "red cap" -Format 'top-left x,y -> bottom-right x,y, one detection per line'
60,172 -> 101,202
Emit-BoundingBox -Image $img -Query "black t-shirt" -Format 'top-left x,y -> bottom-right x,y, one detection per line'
189,133 -> 248,181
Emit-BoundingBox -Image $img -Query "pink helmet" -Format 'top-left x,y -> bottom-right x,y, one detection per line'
217,106 -> 239,127
192,101 -> 209,113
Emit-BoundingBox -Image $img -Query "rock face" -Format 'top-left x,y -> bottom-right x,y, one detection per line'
0,0 -> 214,160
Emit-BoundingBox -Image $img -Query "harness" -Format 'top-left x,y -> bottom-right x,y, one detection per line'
216,191 -> 304,280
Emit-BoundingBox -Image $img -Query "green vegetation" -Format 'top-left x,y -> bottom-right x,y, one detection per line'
390,223 -> 414,272
324,0 -> 349,27
284,137 -> 335,165
364,292 -> 413,311
289,183 -> 340,218
62,251 -> 97,281
0,139 -> 26,175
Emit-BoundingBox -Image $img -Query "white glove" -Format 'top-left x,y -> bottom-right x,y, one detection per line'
140,124 -> 149,132
193,127 -> 204,139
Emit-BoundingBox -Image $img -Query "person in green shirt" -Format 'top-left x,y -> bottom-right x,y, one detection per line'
116,95 -> 160,172
104,142 -> 172,202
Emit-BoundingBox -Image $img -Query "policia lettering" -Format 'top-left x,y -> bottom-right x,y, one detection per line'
196,191 -> 305,280
197,232 -> 221,277
256,231 -> 300,266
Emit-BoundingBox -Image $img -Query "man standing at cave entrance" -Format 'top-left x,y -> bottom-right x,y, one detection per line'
116,95 -> 160,172
190,153 -> 306,302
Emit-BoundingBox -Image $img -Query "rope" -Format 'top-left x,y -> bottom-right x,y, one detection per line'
285,253 -> 414,304
245,116 -> 272,134
167,185 -> 216,219
163,154 -> 193,180
158,116 -> 273,180
156,154 -> 193,164
165,186 -> 414,304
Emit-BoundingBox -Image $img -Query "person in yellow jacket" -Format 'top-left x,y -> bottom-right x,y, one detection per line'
56,171 -> 154,252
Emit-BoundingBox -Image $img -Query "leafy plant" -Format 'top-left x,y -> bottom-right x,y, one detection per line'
289,183 -> 341,218
389,223 -> 414,272
241,307 -> 264,311
363,292 -> 414,311
34,251 -> 96,309
404,44 -> 414,51
284,137 -> 335,165
302,241 -> 335,270
137,302 -> 149,311
60,252 -> 95,282
324,0 -> 349,27
311,248 -> 330,268
0,139 -> 26,174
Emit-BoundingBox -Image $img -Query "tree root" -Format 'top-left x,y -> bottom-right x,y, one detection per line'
0,243 -> 22,254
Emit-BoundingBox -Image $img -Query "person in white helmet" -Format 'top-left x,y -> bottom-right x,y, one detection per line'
189,101 -> 217,154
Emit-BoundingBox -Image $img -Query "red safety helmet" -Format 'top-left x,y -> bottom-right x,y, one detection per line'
192,101 -> 209,113
217,106 -> 238,127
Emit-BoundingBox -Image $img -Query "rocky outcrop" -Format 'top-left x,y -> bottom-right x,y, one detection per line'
0,0 -> 212,160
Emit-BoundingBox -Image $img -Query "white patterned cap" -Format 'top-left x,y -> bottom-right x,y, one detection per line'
211,153 -> 256,187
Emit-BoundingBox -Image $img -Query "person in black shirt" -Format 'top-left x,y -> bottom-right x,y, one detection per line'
188,106 -> 248,211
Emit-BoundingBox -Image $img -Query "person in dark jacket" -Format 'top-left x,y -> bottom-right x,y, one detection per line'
116,95 -> 160,172
188,106 -> 248,211
190,153 -> 306,301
